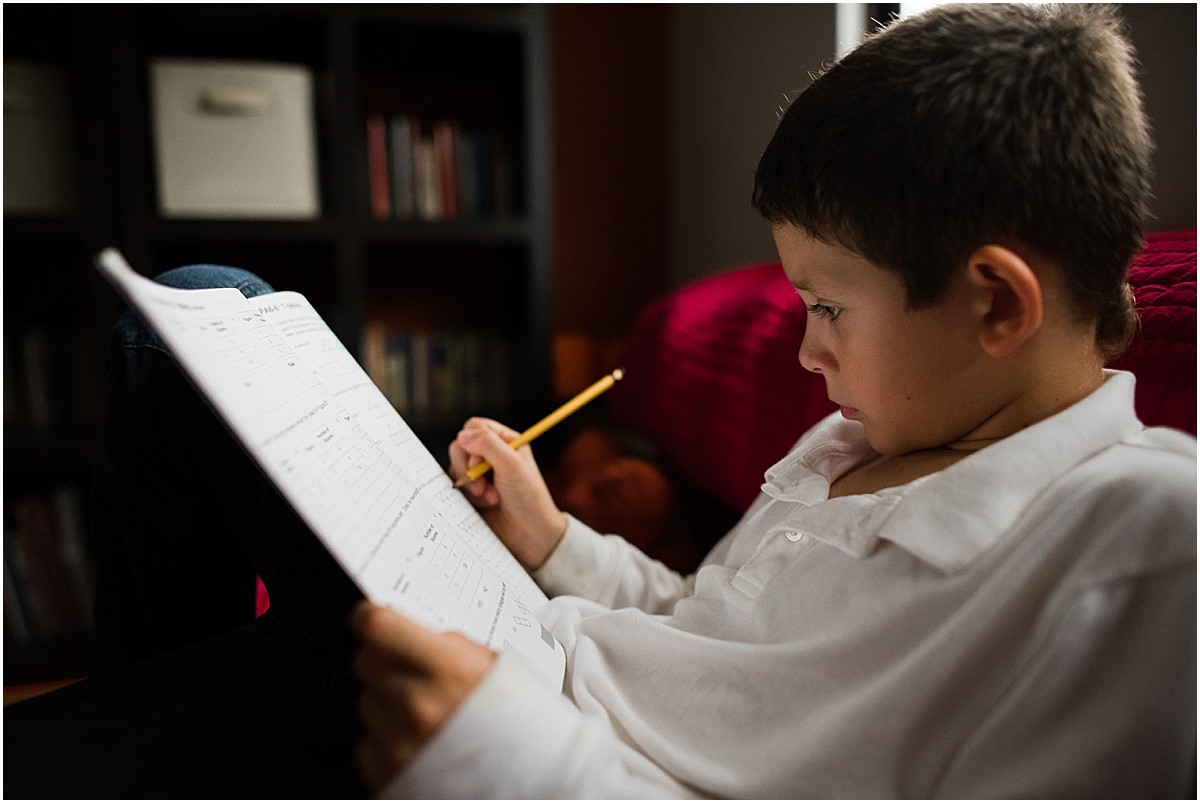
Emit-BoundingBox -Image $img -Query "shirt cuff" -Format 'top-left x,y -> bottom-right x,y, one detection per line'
381,649 -> 600,799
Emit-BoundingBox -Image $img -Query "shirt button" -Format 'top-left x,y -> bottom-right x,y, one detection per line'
784,531 -> 804,542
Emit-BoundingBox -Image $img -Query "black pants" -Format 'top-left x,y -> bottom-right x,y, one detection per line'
4,266 -> 369,798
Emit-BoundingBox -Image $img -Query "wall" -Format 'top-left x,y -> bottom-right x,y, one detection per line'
548,5 -> 669,396
1120,3 -> 1197,233
667,4 -> 836,286
666,3 -> 1198,287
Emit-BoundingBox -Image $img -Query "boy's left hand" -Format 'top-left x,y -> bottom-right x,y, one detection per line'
350,601 -> 497,793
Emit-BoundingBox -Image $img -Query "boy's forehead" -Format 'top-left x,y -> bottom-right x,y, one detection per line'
773,225 -> 877,289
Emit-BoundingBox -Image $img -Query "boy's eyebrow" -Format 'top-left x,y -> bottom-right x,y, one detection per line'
790,278 -> 831,294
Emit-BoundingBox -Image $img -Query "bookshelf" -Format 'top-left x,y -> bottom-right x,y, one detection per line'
3,5 -> 552,684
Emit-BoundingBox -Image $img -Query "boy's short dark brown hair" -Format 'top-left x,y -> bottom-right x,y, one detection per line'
752,3 -> 1151,357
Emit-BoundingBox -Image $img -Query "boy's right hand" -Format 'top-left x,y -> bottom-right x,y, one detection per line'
449,418 -> 568,571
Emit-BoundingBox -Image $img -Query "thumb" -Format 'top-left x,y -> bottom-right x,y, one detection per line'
352,601 -> 441,668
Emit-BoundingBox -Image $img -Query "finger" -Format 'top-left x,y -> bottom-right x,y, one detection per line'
449,427 -> 504,505
357,735 -> 416,794
462,417 -> 522,442
351,603 -> 443,668
457,423 -> 531,478
359,674 -> 459,743
358,681 -> 420,737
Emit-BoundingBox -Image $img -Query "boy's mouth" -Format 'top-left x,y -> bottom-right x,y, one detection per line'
839,406 -> 860,420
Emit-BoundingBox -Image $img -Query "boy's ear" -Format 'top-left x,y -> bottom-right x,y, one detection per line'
966,244 -> 1044,358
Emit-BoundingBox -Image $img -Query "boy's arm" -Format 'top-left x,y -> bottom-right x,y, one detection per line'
533,513 -> 695,613
452,418 -> 694,612
933,564 -> 1196,797
353,602 -> 701,799
935,450 -> 1197,798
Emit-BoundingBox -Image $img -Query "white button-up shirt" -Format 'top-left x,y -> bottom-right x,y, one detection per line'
389,371 -> 1196,798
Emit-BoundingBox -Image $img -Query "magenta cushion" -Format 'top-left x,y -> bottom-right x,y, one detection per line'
610,263 -> 833,513
610,230 -> 1197,514
1108,228 -> 1196,437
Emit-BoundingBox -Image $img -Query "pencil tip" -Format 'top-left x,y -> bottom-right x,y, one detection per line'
612,368 -> 625,381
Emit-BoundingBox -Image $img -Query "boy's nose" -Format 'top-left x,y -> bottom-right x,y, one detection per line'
798,331 -> 834,374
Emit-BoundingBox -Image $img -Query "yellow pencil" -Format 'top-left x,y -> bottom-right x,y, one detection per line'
454,368 -> 625,487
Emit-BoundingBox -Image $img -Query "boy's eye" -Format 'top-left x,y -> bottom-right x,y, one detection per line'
806,303 -> 842,321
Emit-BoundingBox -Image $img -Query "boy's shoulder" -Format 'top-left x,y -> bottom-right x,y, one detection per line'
1103,424 -> 1197,497
1048,425 -> 1196,583
1124,423 -> 1197,457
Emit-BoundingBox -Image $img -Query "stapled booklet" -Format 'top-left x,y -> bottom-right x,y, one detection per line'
95,248 -> 566,688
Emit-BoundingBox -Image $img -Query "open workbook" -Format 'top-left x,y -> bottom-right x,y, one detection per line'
95,248 -> 566,688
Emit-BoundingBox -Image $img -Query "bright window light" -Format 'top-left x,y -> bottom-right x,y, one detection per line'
899,2 -> 951,18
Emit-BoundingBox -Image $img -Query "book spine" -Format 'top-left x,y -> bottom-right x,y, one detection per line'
433,121 -> 459,220
362,326 -> 509,421
20,329 -> 54,431
4,488 -> 95,644
385,331 -> 412,417
414,132 -> 441,221
492,131 -> 512,218
475,128 -> 494,218
366,113 -> 391,220
455,127 -> 476,219
51,484 -> 93,619
361,321 -> 387,388
8,499 -> 68,640
389,114 -> 415,221
3,517 -> 37,646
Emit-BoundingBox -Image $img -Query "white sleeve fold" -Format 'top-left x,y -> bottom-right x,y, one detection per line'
382,650 -> 700,799
532,514 -> 694,613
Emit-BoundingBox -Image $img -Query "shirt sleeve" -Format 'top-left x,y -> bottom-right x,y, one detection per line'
934,564 -> 1196,798
531,514 -> 695,613
381,650 -> 703,799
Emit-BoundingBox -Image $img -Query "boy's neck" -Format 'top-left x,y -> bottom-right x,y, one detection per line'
951,332 -> 1106,451
831,342 -> 1106,499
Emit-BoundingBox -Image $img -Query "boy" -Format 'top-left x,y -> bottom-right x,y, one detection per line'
352,4 -> 1195,798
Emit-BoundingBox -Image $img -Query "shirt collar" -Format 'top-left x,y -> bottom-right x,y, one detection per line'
760,371 -> 1145,574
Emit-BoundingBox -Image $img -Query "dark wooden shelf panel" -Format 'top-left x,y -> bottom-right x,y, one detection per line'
146,216 -> 530,244
4,636 -> 94,686
148,217 -> 343,243
3,429 -> 101,476
361,217 -> 530,244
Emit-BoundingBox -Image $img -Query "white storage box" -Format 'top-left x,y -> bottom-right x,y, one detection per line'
150,59 -> 320,219
3,62 -> 78,214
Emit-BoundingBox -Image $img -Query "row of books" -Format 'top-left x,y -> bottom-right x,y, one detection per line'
4,485 -> 94,646
361,325 -> 512,423
4,326 -> 103,434
366,113 -> 513,222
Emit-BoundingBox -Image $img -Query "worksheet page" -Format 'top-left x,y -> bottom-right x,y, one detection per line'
95,249 -> 564,687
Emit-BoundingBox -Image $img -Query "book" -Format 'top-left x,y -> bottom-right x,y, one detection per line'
51,484 -> 94,619
414,133 -> 441,221
388,114 -> 416,221
359,326 -> 512,423
366,113 -> 390,220
4,515 -> 39,645
94,248 -> 566,688
8,497 -> 78,640
2,483 -> 96,646
432,121 -> 458,219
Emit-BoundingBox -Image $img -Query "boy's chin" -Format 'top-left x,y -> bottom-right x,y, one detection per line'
861,426 -> 934,457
